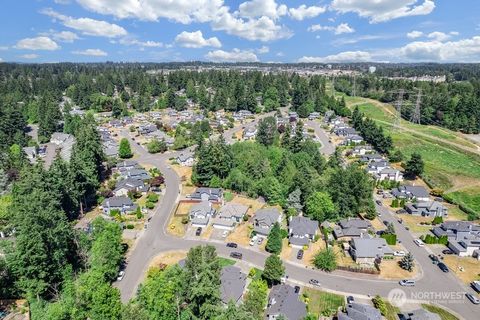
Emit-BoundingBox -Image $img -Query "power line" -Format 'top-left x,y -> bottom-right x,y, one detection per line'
411,88 -> 422,124
393,89 -> 405,129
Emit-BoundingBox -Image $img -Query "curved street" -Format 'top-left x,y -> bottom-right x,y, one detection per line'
115,123 -> 476,320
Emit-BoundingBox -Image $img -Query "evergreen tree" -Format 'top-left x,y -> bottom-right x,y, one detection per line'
305,192 -> 335,222
399,253 -> 415,272
405,152 -> 424,178
313,248 -> 337,272
256,117 -> 278,146
243,279 -> 268,319
266,222 -> 282,254
262,254 -> 285,286
119,138 -> 133,159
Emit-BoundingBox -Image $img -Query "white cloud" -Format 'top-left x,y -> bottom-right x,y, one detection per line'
20,54 -> 39,59
298,51 -> 372,63
15,37 -> 60,50
309,23 -> 354,35
399,36 -> 480,62
407,30 -> 423,39
427,31 -> 450,41
175,30 -> 221,48
289,4 -> 326,21
238,0 -> 287,19
118,37 -> 163,47
53,31 -> 79,42
205,48 -> 258,62
331,0 -> 435,23
450,31 -> 459,36
42,8 -> 127,38
257,46 -> 269,54
72,48 -> 108,56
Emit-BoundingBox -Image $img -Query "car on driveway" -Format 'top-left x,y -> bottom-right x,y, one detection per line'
226,242 -> 238,248
429,254 -> 440,264
466,293 -> 480,304
230,252 -> 243,259
221,230 -> 229,238
396,209 -> 407,214
249,236 -> 258,246
195,227 -> 202,236
294,286 -> 300,294
438,262 -> 449,272
394,250 -> 406,257
399,279 -> 415,286
376,200 -> 383,206
309,279 -> 321,287
442,249 -> 453,255
297,249 -> 304,260
346,296 -> 355,305
472,281 -> 480,293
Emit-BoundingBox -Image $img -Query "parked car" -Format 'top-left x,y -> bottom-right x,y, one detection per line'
399,279 -> 415,286
117,270 -> 125,281
394,251 -> 406,257
442,249 -> 453,255
471,281 -> 480,293
429,254 -> 440,264
297,249 -> 304,260
230,252 -> 243,259
466,293 -> 480,304
438,262 -> 449,272
221,230 -> 229,238
226,242 -> 238,248
294,286 -> 301,294
396,209 -> 407,214
376,200 -> 383,206
249,236 -> 258,246
346,296 -> 355,304
280,275 -> 289,283
257,237 -> 264,244
414,239 -> 425,247
309,279 -> 321,286
195,227 -> 202,236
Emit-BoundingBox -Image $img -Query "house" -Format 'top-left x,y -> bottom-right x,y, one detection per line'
400,308 -> 441,320
360,153 -> 383,163
220,266 -> 247,304
50,132 -> 76,161
176,153 -> 194,167
338,302 -> 382,320
366,161 -> 390,174
101,196 -> 137,214
113,178 -> 149,197
349,237 -> 394,265
138,124 -> 157,135
50,132 -> 73,145
405,201 -> 448,217
335,127 -> 357,137
288,111 -> 298,121
392,185 -> 430,202
323,110 -> 334,123
253,208 -> 282,237
344,134 -> 364,145
120,168 -> 151,181
308,112 -> 320,120
212,203 -> 249,230
189,201 -> 216,227
351,145 -> 373,156
114,160 -> 139,172
288,216 -> 319,247
375,168 -> 403,182
433,221 -> 480,257
189,187 -> 223,202
333,218 -> 372,240
23,146 -> 37,163
243,126 -> 257,140
266,284 -> 307,320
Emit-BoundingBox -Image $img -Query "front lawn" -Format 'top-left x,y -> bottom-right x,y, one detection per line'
302,288 -> 345,318
421,304 -> 459,320
218,257 -> 236,268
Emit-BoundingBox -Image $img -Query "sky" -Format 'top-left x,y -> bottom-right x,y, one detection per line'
0,0 -> 479,63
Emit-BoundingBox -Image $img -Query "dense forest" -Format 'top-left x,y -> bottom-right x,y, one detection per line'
334,75 -> 480,133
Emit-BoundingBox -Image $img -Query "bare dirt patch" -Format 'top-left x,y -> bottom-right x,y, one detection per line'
443,255 -> 480,285
303,240 -> 327,267
379,259 -> 419,280
167,215 -> 187,237
148,250 -> 187,270
280,238 -> 293,260
226,222 -> 253,246
230,195 -> 265,216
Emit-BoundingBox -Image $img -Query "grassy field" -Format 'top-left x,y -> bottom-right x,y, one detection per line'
422,304 -> 459,320
343,95 -> 480,219
302,288 -> 345,317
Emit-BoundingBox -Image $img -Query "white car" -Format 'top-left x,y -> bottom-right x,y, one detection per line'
399,279 -> 415,286
249,236 -> 258,246
221,230 -> 229,238
117,270 -> 125,281
394,250 -> 406,257
414,239 -> 425,247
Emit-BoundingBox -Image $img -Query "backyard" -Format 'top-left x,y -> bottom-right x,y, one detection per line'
302,288 -> 345,318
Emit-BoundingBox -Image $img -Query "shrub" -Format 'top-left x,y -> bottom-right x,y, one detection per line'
145,201 -> 155,210
372,295 -> 387,316
313,248 -> 337,272
381,233 -> 397,245
432,216 -> 443,225
147,193 -> 159,203
126,224 -> 135,229
181,216 -> 189,224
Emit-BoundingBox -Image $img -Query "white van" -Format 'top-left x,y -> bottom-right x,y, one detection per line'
399,279 -> 415,286
414,239 -> 425,247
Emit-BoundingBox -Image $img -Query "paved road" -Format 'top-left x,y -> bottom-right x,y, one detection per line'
305,120 -> 335,155
115,125 -> 476,320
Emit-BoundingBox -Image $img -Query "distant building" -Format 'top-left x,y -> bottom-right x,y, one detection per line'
391,185 -> 430,202
189,188 -> 223,203
405,201 -> 448,218
101,196 -> 137,215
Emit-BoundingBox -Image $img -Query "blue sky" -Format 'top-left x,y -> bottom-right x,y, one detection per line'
1,0 -> 479,63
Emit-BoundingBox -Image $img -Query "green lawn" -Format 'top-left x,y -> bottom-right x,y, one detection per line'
218,257 -> 236,268
422,304 -> 459,320
0,194 -> 12,222
384,301 -> 401,320
302,288 -> 345,317
224,192 -> 234,202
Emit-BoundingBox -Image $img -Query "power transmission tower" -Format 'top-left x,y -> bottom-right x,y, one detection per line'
393,89 -> 405,128
352,74 -> 356,97
411,89 -> 422,124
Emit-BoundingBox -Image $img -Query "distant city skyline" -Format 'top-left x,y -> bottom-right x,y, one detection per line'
1,0 -> 479,63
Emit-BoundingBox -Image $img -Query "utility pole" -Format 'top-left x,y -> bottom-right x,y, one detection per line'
411,88 -> 422,124
394,89 -> 405,129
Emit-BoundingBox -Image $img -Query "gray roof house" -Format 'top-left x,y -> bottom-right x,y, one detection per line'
338,302 -> 382,320
113,178 -> 149,197
253,208 -> 282,236
23,146 -> 37,163
405,201 -> 447,217
120,168 -> 151,181
190,187 -> 223,202
391,185 -> 430,202
176,153 -> 194,167
189,201 -> 216,227
243,126 -> 257,140
213,203 -> 249,230
351,145 -> 373,156
288,216 -> 319,247
115,160 -> 139,171
220,266 -> 247,304
432,221 -> 480,258
333,218 -> 372,239
266,285 -> 307,320
102,196 -> 137,214
349,237 -> 394,265
345,135 -> 364,145
360,153 -> 383,163
401,308 -> 441,320
50,132 -> 76,161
